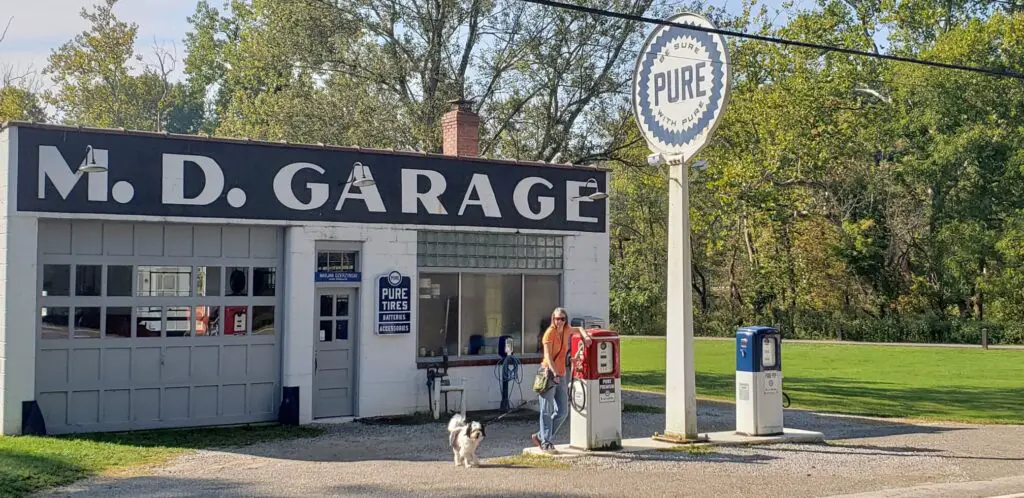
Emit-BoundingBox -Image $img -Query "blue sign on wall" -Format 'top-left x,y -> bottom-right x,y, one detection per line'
315,271 -> 361,283
376,271 -> 411,335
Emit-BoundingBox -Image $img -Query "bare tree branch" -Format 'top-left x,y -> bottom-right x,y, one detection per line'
0,16 -> 12,45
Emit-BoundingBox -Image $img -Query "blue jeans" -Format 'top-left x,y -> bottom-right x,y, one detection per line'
536,374 -> 568,445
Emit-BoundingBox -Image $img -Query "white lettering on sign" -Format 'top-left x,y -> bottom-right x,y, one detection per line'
273,162 -> 329,210
162,153 -> 225,206
379,301 -> 409,311
335,166 -> 386,212
37,146 -> 109,201
380,287 -> 409,299
566,180 -> 597,223
402,169 -> 448,215
599,378 -> 616,403
513,177 -> 555,220
458,174 -> 501,218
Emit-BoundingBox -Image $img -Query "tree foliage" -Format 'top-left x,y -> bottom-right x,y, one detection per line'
42,0 -> 204,132
23,0 -> 1024,344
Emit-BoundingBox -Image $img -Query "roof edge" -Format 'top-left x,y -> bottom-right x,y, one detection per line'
2,121 -> 612,173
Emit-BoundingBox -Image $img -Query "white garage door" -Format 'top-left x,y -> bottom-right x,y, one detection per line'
36,220 -> 283,434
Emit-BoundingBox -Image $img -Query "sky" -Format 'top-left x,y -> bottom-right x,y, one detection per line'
0,0 -> 199,88
0,0 -> 816,91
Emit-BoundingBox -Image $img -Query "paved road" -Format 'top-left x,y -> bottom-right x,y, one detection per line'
41,393 -> 1024,498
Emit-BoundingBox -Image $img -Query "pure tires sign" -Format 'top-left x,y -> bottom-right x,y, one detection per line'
376,271 -> 411,335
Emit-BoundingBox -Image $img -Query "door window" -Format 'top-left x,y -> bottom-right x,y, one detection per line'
318,292 -> 351,342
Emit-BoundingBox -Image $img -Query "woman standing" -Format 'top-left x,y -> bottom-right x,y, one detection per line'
532,307 -> 592,452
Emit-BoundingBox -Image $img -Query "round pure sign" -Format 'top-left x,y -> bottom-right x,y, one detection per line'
631,12 -> 731,159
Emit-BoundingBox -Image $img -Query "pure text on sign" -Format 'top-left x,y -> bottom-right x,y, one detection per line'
379,287 -> 410,312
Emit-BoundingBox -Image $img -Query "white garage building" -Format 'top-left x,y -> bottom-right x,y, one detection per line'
0,104 -> 609,435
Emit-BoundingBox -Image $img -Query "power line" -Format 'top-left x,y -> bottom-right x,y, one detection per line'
518,0 -> 1024,81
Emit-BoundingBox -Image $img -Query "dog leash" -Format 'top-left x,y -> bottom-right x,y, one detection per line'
478,400 -> 532,425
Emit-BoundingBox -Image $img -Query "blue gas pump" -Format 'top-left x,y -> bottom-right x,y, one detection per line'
735,326 -> 783,436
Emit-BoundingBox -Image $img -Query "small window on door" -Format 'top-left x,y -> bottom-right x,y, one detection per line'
316,251 -> 358,272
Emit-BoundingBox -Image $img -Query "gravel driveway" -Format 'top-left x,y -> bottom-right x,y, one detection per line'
41,392 -> 1024,498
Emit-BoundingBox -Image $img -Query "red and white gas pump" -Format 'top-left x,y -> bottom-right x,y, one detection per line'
569,329 -> 623,451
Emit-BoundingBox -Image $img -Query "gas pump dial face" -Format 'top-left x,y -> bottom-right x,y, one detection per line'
761,337 -> 776,367
597,342 -> 614,374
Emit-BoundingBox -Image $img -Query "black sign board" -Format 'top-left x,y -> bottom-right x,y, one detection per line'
12,125 -> 608,233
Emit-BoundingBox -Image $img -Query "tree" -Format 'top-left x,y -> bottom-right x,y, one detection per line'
181,0 -> 712,159
0,16 -> 47,122
43,0 -> 204,132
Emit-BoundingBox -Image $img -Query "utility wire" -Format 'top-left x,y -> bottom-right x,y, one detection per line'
518,0 -> 1024,81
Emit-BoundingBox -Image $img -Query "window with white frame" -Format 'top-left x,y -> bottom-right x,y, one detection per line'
39,263 -> 278,340
417,231 -> 563,358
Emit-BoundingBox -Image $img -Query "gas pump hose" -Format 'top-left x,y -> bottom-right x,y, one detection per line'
551,358 -> 585,438
568,376 -> 586,414
494,353 -> 525,411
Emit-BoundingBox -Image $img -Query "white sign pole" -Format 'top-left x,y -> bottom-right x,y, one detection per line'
664,153 -> 698,441
630,12 -> 731,443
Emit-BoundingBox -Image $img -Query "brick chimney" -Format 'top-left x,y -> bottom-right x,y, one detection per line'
442,99 -> 480,157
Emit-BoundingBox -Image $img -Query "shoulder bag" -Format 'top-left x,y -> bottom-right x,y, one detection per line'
532,330 -> 563,394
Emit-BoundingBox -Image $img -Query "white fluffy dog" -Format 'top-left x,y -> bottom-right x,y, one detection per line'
448,413 -> 486,468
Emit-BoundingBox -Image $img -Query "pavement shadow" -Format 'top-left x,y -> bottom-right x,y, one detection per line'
38,476 -> 273,498
328,484 -> 590,497
765,444 -> 1024,462
558,449 -> 781,465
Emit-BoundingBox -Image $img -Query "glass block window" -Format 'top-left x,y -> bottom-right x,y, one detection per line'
417,231 -> 563,269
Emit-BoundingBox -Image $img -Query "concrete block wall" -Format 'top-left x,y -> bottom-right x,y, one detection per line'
283,224 -> 420,422
563,231 -> 611,325
0,127 -> 42,435
284,225 -> 609,421
0,127 -> 7,433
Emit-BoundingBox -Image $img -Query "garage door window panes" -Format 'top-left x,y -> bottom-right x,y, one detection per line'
41,307 -> 70,339
417,231 -> 563,358
38,263 -> 277,340
137,266 -> 192,297
42,264 -> 70,296
196,267 -> 222,296
106,307 -> 132,338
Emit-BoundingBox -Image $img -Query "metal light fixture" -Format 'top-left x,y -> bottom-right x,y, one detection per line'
573,178 -> 608,201
79,146 -> 107,173
852,87 -> 892,105
351,161 -> 375,188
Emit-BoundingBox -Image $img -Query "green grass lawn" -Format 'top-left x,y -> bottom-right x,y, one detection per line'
0,424 -> 322,498
621,338 -> 1024,424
